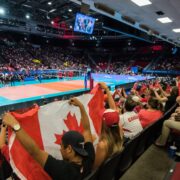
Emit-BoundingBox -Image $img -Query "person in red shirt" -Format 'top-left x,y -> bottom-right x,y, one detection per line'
138,97 -> 163,128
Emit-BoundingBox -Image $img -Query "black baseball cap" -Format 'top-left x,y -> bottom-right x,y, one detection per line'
62,131 -> 88,157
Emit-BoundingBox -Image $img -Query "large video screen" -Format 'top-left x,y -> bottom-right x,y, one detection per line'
74,13 -> 95,34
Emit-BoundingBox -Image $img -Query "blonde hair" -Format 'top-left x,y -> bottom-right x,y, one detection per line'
100,121 -> 123,159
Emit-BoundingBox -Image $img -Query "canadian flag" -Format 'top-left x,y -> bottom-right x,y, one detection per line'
8,85 -> 105,180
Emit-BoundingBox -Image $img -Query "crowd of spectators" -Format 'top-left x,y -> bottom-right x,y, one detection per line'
0,40 -> 154,87
92,56 -> 152,75
0,41 -> 90,86
26,44 -> 87,71
1,37 -> 180,81
0,76 -> 179,179
0,35 -> 180,179
0,43 -> 134,77
151,57 -> 180,71
90,57 -> 133,75
0,43 -> 87,73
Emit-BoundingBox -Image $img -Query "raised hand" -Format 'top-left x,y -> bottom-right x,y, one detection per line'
69,97 -> 83,107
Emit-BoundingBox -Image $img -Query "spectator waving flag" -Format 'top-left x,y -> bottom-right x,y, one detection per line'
8,85 -> 105,180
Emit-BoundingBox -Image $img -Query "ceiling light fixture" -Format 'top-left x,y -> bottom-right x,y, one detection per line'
131,0 -> 152,7
26,14 -> 30,19
48,2 -> 52,5
173,29 -> 180,33
49,9 -> 56,13
157,17 -> 172,23
68,9 -> 72,12
0,7 -> 5,15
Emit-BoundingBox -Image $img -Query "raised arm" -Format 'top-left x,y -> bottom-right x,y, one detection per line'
153,89 -> 168,102
159,86 -> 170,97
112,88 -> 121,99
122,87 -> 128,98
3,113 -> 48,167
176,77 -> 179,87
99,82 -> 116,110
0,125 -> 7,149
70,98 -> 93,143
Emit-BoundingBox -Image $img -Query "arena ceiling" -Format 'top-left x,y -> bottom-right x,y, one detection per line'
0,0 -> 129,40
71,0 -> 180,46
0,0 -> 179,46
1,0 -> 81,25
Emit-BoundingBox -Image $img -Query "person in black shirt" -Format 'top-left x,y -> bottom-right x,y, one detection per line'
44,131 -> 95,180
153,86 -> 178,112
164,86 -> 178,112
3,98 -> 95,180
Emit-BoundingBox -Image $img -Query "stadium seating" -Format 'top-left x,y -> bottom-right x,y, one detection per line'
83,170 -> 98,180
84,104 -> 177,180
116,135 -> 139,178
96,152 -> 122,180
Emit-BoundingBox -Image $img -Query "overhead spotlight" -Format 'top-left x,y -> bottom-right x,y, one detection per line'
49,9 -> 56,13
157,17 -> 172,24
96,18 -> 98,21
131,0 -> 152,7
48,2 -> 52,5
173,28 -> 180,33
70,25 -> 73,29
51,21 -> 54,25
0,7 -> 5,15
26,14 -> 30,19
68,9 -> 72,12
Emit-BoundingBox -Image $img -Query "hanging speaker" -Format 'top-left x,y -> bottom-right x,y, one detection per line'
140,24 -> 150,32
81,3 -> 90,14
94,3 -> 115,16
122,16 -> 136,25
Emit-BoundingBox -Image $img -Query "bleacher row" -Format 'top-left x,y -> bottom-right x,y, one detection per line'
84,104 -> 177,180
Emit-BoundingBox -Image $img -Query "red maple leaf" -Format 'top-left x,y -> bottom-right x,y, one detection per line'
64,113 -> 83,133
54,112 -> 83,145
54,130 -> 66,145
